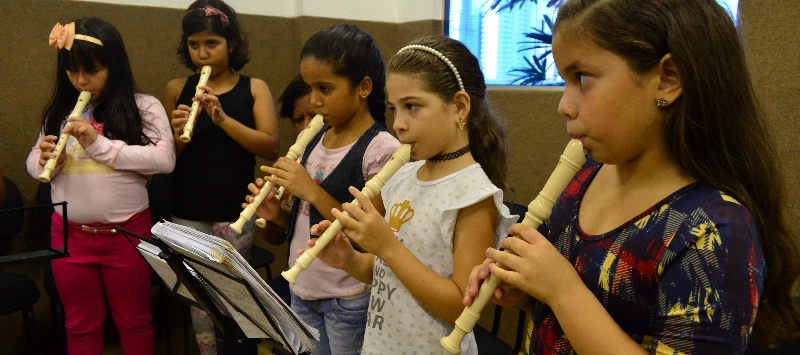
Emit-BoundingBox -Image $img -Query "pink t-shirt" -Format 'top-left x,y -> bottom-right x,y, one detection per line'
289,130 -> 400,300
26,94 -> 176,224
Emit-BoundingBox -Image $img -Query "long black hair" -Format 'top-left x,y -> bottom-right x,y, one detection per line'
300,24 -> 387,124
42,17 -> 154,146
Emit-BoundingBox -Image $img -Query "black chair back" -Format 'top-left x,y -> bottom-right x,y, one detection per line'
0,177 -> 24,241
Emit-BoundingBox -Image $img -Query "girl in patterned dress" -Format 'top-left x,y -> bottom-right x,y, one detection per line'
466,1 -> 800,354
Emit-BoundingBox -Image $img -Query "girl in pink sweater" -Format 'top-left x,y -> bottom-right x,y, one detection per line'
27,17 -> 175,355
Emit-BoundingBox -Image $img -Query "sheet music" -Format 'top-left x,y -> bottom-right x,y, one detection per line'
151,221 -> 319,354
188,260 -> 275,339
187,263 -> 232,318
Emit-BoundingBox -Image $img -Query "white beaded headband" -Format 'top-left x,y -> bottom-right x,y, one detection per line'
397,45 -> 465,91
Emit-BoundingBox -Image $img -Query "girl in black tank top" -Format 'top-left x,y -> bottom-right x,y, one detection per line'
161,1 -> 279,354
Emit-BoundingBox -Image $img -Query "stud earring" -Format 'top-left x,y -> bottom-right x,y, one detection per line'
656,98 -> 668,107
457,117 -> 466,130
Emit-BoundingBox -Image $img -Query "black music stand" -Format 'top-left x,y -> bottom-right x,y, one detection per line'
0,201 -> 69,266
117,225 -> 307,355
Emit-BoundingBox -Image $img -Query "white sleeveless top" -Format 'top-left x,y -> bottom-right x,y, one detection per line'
360,161 -> 517,355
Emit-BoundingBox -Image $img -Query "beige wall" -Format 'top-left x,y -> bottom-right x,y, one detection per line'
1,0 -> 797,256
740,0 -> 800,218
5,1 -> 795,211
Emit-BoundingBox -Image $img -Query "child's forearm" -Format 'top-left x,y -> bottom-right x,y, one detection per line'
260,218 -> 287,245
549,284 -> 647,355
343,251 -> 375,284
271,206 -> 290,229
218,116 -> 279,159
308,187 -> 343,222
380,240 -> 469,324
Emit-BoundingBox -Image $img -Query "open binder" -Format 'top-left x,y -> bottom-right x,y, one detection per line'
119,221 -> 318,355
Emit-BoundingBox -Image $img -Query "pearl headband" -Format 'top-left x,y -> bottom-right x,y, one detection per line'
396,45 -> 465,91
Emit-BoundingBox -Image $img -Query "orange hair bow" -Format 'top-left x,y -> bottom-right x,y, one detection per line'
48,22 -> 103,52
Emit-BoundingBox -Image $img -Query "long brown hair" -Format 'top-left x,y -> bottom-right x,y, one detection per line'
388,35 -> 509,190
554,0 -> 800,345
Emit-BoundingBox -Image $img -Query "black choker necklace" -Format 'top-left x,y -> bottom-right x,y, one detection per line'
429,145 -> 470,162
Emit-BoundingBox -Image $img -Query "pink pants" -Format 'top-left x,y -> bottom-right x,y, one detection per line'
51,210 -> 154,355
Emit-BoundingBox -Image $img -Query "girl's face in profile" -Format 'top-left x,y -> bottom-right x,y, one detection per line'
553,30 -> 665,165
386,73 -> 462,161
300,57 -> 363,127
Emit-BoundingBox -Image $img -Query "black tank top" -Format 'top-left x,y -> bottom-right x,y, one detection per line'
171,74 -> 256,221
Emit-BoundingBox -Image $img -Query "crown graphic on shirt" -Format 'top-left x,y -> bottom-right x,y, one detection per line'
388,200 -> 415,232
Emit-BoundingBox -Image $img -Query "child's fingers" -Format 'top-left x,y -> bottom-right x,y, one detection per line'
72,124 -> 85,135
310,221 -> 332,236
347,186 -> 375,213
464,258 -> 494,304
494,287 -> 505,301
263,175 -> 286,191
195,93 -> 219,105
247,183 -> 259,195
39,141 -> 55,152
487,263 -> 521,287
331,208 -> 357,232
341,201 -> 367,221
261,165 -> 285,178
278,157 -> 300,166
508,224 -> 545,245
171,116 -> 188,125
271,159 -> 292,172
467,265 -> 482,296
499,236 -> 538,260
197,85 -> 214,95
486,247 -> 526,273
